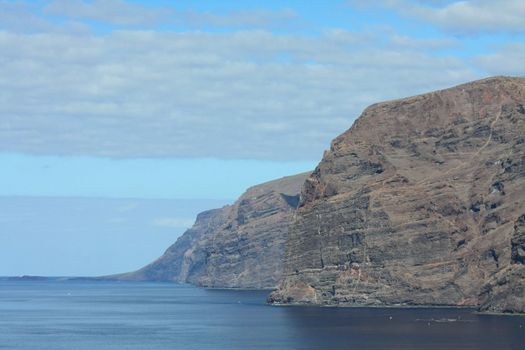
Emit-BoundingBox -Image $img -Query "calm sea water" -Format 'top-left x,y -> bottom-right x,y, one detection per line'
0,279 -> 523,350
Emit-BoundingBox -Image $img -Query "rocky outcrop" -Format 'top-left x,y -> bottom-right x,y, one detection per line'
479,214 -> 525,313
115,172 -> 309,289
270,77 -> 525,314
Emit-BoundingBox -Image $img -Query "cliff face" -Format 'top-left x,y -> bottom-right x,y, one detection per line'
270,77 -> 525,313
117,172 -> 309,289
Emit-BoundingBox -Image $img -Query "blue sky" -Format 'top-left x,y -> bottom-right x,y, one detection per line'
0,197 -> 229,275
1,0 -> 524,275
1,0 -> 524,198
1,153 -> 313,199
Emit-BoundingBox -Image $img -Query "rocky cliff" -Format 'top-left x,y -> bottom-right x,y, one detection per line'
270,77 -> 525,314
116,172 -> 309,289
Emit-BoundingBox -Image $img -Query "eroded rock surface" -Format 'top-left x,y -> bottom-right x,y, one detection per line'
270,77 -> 525,313
116,172 -> 309,289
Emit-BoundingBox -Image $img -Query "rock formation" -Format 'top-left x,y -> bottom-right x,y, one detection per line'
115,172 -> 309,289
270,77 -> 525,314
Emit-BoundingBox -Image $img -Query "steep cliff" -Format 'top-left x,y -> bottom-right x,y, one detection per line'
270,77 -> 525,314
116,172 -> 309,289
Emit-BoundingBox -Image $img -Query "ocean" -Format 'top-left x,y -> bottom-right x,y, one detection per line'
0,279 -> 523,350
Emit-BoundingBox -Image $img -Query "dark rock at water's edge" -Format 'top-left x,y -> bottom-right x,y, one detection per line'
269,76 -> 525,314
108,172 -> 310,289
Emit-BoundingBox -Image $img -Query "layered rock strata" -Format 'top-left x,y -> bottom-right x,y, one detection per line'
116,172 -> 309,289
270,77 -> 525,313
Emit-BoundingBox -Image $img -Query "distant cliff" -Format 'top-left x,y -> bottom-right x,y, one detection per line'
270,77 -> 525,314
115,172 -> 309,289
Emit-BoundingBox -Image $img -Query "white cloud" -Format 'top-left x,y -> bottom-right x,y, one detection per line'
5,1 -> 524,161
45,0 -> 169,26
180,9 -> 298,28
388,34 -> 459,50
474,43 -> 525,76
0,28 -> 479,160
0,1 -> 90,34
351,0 -> 525,34
152,217 -> 195,229
411,0 -> 525,34
44,0 -> 298,29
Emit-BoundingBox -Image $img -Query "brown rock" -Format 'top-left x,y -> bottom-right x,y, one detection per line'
116,172 -> 309,289
270,76 -> 525,314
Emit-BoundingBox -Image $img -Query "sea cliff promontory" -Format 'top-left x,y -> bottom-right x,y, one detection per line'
114,172 -> 309,289
269,77 -> 525,314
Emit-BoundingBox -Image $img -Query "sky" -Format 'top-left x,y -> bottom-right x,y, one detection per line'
0,197 -> 228,276
1,0 -> 524,275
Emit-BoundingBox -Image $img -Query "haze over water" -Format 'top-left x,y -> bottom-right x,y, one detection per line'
0,279 -> 522,350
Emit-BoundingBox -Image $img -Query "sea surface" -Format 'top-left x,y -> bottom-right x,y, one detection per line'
0,279 -> 523,350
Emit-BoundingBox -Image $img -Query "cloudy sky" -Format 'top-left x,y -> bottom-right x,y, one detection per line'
1,0 -> 524,275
